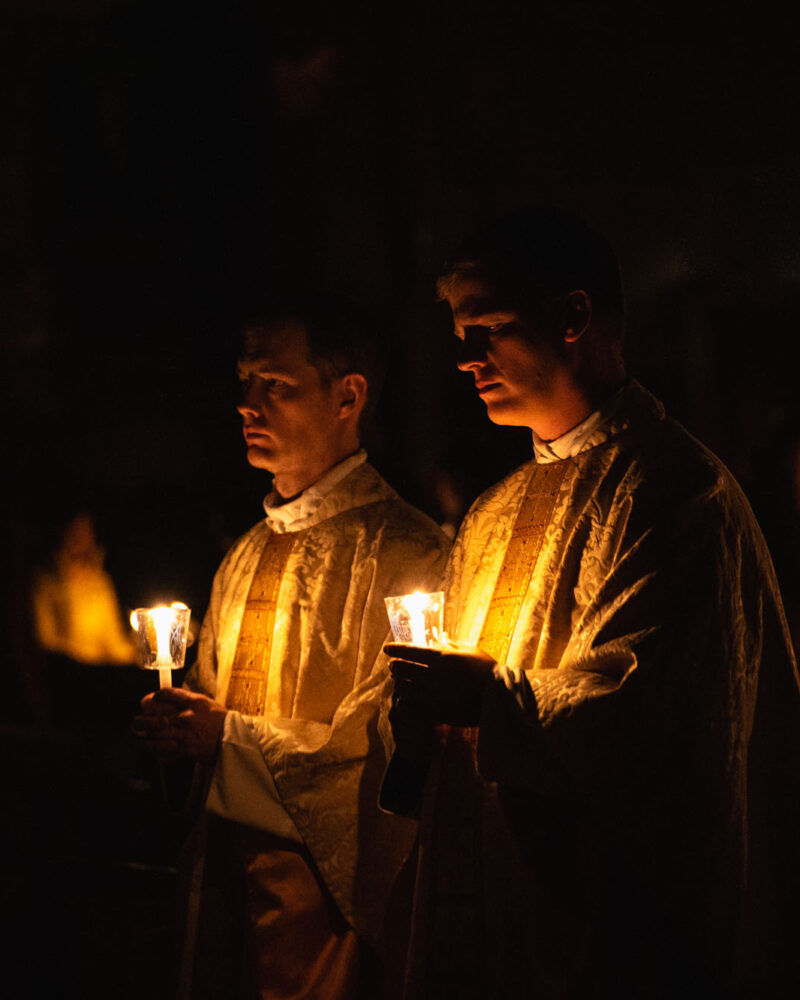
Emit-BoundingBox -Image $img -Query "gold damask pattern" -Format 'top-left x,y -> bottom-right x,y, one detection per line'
225,531 -> 298,715
477,461 -> 569,664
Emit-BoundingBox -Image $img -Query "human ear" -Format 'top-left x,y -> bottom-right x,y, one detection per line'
564,290 -> 591,343
337,373 -> 368,420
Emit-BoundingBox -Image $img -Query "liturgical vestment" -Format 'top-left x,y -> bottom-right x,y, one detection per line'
184,454 -> 449,997
395,382 -> 800,999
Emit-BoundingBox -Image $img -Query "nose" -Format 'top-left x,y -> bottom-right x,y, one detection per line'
237,400 -> 257,417
237,382 -> 260,417
456,328 -> 490,371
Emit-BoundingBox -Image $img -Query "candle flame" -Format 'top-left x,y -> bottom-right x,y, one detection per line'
402,591 -> 431,647
129,602 -> 191,676
151,606 -> 173,667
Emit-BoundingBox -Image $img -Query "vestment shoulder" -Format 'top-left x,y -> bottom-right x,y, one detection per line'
331,465 -> 450,556
459,460 -> 538,530
620,414 -> 757,528
212,519 -> 272,589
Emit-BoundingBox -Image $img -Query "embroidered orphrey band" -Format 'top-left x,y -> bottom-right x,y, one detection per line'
421,462 -> 570,986
225,531 -> 297,715
477,460 -> 569,664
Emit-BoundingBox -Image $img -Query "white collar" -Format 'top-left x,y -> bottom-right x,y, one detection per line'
263,450 -> 368,531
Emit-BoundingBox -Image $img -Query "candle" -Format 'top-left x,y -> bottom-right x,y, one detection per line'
399,592 -> 429,646
384,591 -> 444,647
380,590 -> 445,820
152,606 -> 174,688
130,601 -> 191,686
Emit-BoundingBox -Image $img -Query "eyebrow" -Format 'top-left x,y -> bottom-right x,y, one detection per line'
453,299 -> 516,323
236,359 -> 294,379
452,294 -> 496,316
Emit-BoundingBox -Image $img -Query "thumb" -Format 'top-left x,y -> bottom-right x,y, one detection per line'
152,686 -> 193,705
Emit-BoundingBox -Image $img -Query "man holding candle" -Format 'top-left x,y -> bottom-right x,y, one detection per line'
135,296 -> 449,999
384,208 -> 800,998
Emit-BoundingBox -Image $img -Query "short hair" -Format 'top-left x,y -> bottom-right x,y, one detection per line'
241,293 -> 386,425
437,206 -> 624,329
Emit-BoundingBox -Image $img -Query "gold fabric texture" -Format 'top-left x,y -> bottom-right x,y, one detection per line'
477,461 -> 568,664
225,531 -> 297,716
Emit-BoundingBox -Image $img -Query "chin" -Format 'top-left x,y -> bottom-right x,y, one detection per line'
485,401 -> 529,428
245,446 -> 276,471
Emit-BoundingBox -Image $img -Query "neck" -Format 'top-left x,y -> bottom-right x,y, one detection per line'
530,374 -> 625,442
271,442 -> 360,502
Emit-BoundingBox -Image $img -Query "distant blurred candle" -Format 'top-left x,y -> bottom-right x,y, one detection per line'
130,602 -> 191,687
384,591 -> 444,647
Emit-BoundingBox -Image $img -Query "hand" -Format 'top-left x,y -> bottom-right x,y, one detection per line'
133,688 -> 227,762
388,680 -> 441,765
385,642 -> 497,727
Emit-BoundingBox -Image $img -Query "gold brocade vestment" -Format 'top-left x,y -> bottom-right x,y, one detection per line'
183,460 -> 451,997
396,381 -> 800,1000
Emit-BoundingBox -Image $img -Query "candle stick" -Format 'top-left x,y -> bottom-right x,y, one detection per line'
152,606 -> 173,689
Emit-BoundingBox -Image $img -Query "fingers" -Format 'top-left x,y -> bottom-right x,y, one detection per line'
384,643 -> 442,667
389,658 -> 433,684
150,686 -> 196,705
388,690 -> 438,758
139,698 -> 183,720
132,711 -> 183,758
132,712 -> 172,736
391,677 -> 411,705
139,691 -> 168,714
390,679 -> 430,713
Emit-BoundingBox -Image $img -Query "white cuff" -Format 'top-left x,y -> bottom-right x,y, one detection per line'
492,660 -> 537,716
205,711 -> 302,842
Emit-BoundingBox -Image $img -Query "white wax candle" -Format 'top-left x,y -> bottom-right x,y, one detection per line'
152,606 -> 173,689
402,592 -> 429,647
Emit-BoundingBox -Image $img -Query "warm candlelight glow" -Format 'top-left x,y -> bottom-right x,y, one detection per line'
401,592 -> 429,645
130,602 -> 191,687
152,607 -> 173,686
384,591 -> 444,647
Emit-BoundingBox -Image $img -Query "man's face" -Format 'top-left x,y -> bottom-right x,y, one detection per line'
445,276 -> 567,429
236,320 -> 345,485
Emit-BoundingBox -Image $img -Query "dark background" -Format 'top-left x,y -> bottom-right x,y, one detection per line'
1,1 -> 798,996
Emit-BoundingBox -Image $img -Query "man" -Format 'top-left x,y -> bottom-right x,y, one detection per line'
385,209 -> 800,998
136,296 -> 449,998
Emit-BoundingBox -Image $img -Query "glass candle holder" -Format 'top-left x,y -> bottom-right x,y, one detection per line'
384,591 -> 444,647
130,602 -> 191,687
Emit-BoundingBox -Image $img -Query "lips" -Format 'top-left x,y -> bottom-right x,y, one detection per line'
243,427 -> 269,443
475,380 -> 502,395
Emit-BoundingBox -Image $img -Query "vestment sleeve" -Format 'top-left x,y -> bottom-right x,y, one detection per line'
476,485 -> 776,813
183,551 -> 229,698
